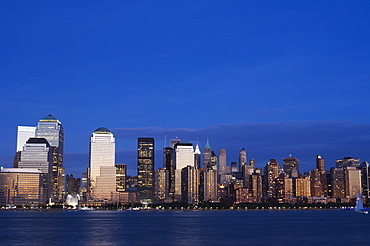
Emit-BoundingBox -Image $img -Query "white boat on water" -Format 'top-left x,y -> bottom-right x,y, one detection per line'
355,192 -> 368,214
78,206 -> 95,211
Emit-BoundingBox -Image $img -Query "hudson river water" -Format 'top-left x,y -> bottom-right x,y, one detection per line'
0,209 -> 369,245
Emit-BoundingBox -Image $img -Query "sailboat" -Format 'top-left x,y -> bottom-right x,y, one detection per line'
355,192 -> 368,214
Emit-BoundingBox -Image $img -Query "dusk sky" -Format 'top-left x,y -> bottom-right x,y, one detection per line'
1,1 -> 369,177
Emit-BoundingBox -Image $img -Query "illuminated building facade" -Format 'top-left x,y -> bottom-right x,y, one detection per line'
163,147 -> 175,193
203,138 -> 211,169
263,159 -> 281,199
295,176 -> 311,197
239,148 -> 247,172
218,149 -> 227,175
89,127 -> 116,201
0,168 -> 42,205
137,137 -> 155,202
115,164 -> 127,192
35,114 -> 64,202
174,141 -> 194,200
154,168 -> 169,202
181,165 -> 199,205
330,167 -> 345,198
17,138 -> 53,203
344,167 -> 362,198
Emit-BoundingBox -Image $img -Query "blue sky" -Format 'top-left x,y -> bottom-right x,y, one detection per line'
1,1 -> 369,176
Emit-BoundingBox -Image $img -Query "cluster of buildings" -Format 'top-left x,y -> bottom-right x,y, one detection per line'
1,115 -> 369,207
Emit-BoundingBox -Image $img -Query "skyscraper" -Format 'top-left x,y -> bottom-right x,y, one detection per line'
194,144 -> 201,169
203,138 -> 211,169
263,159 -> 281,199
17,138 -> 53,203
16,126 -> 36,152
316,155 -> 328,196
283,154 -> 299,178
163,146 -> 175,194
137,137 -> 155,202
174,141 -> 194,200
239,148 -> 247,172
35,114 -> 64,202
218,149 -> 227,175
89,127 -> 116,201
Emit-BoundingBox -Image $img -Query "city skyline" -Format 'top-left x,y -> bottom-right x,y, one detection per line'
1,1 -> 370,177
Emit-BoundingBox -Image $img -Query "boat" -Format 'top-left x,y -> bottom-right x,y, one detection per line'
355,192 -> 368,214
78,206 -> 95,211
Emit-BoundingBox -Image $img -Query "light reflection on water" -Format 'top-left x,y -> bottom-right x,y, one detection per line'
0,210 -> 369,246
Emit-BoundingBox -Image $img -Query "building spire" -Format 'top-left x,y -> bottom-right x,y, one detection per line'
205,137 -> 211,150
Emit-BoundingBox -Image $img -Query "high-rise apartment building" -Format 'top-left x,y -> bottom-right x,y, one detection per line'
35,114 -> 64,202
154,168 -> 169,202
330,167 -> 345,198
263,159 -> 281,199
89,127 -> 116,201
137,138 -> 155,201
295,176 -> 311,197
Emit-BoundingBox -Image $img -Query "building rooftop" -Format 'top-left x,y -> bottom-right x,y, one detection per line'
39,114 -> 61,123
93,127 -> 112,134
26,138 -> 50,145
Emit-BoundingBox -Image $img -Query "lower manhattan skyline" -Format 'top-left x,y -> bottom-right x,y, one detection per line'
1,1 -> 370,178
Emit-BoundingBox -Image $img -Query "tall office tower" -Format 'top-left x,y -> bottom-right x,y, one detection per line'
276,173 -> 293,201
203,138 -> 211,169
199,168 -> 218,203
249,159 -> 256,169
283,154 -> 299,177
14,126 -> 36,167
336,156 -> 361,168
344,167 -> 362,198
17,138 -> 53,203
250,168 -> 263,203
239,148 -> 247,172
181,165 -> 199,205
174,141 -> 194,200
35,115 -> 64,203
89,127 -> 116,201
242,164 -> 254,189
65,174 -> 80,194
330,167 -> 345,198
295,176 -> 311,197
163,147 -> 175,194
316,155 -> 328,196
263,159 -> 281,199
0,168 -> 42,205
194,144 -> 201,169
210,151 -> 218,171
115,164 -> 127,192
310,169 -> 322,197
137,138 -> 155,202
218,149 -> 227,175
154,168 -> 169,202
